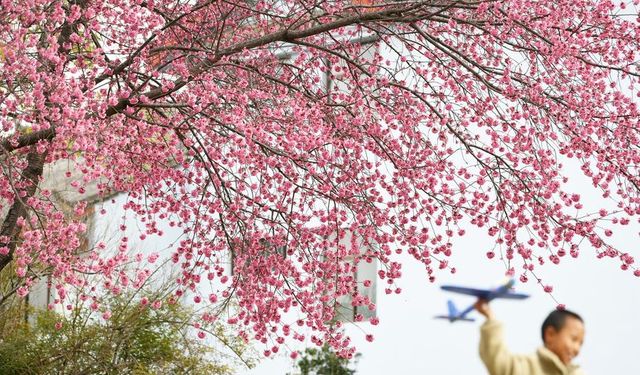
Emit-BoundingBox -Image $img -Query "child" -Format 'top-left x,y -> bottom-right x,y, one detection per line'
474,299 -> 585,375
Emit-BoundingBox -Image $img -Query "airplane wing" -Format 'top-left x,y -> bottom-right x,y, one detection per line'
489,291 -> 529,300
440,285 -> 491,299
442,285 -> 529,300
434,315 -> 475,322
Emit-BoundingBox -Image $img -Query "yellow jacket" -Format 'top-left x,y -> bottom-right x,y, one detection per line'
479,319 -> 585,375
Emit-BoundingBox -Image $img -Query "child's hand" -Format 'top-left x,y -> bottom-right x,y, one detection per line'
474,299 -> 494,320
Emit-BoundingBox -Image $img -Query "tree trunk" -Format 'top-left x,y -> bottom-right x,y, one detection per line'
0,150 -> 46,273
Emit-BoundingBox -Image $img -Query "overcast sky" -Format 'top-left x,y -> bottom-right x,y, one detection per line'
235,115 -> 640,374
239,222 -> 640,375
91,147 -> 640,375
238,157 -> 640,375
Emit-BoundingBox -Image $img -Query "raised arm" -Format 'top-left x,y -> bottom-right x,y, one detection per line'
474,300 -> 533,375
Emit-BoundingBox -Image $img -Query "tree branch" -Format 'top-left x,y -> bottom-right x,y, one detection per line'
0,128 -> 56,153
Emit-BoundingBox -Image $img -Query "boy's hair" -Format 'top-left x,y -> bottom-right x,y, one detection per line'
541,309 -> 583,342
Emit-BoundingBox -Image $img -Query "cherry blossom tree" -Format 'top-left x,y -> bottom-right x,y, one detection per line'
1,0 -> 640,357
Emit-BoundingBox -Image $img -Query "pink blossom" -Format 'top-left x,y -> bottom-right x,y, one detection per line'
0,0 -> 638,358
365,334 -> 374,342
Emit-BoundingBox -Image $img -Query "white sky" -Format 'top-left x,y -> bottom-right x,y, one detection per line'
93,191 -> 640,375
89,141 -> 640,375
237,157 -> 640,375
240,222 -> 640,375
91,127 -> 640,375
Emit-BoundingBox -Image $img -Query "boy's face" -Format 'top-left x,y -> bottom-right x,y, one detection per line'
544,316 -> 585,365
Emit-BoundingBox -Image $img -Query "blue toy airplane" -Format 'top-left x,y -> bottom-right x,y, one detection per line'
435,279 -> 529,322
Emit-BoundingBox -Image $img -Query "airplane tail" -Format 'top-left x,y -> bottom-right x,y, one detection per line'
447,299 -> 458,316
433,300 -> 475,322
